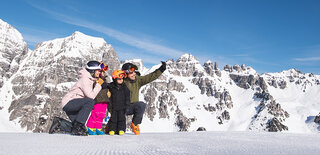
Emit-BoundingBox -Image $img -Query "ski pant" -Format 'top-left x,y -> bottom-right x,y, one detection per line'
86,102 -> 108,129
62,98 -> 95,124
126,101 -> 146,125
109,109 -> 126,132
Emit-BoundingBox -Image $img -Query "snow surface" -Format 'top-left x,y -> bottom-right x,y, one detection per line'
0,132 -> 320,155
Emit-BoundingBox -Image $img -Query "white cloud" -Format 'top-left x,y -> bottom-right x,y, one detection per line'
294,57 -> 320,61
27,2 -> 184,58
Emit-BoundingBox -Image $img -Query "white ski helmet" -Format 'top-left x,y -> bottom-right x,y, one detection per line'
85,61 -> 103,73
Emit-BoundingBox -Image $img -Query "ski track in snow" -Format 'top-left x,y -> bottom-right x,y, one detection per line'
0,131 -> 320,155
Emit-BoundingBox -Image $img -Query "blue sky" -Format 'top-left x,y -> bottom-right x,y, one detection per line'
1,0 -> 320,74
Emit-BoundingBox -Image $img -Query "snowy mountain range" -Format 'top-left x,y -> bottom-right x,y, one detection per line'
0,19 -> 319,133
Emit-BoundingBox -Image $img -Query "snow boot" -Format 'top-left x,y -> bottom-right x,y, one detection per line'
109,131 -> 115,135
119,130 -> 124,135
96,128 -> 105,135
71,121 -> 88,136
49,117 -> 61,134
131,122 -> 140,135
87,127 -> 97,135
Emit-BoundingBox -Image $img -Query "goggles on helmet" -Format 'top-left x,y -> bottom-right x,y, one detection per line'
118,73 -> 127,78
100,63 -> 109,72
124,67 -> 136,74
112,70 -> 127,79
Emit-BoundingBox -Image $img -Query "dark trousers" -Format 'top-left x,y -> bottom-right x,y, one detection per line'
63,98 -> 95,124
126,102 -> 146,125
109,109 -> 126,132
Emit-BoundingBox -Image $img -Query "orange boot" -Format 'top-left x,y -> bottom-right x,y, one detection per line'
131,122 -> 140,135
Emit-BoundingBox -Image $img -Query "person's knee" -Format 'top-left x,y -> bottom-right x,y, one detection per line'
137,102 -> 146,112
84,98 -> 95,109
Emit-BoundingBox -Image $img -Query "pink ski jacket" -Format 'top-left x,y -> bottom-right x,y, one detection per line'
61,68 -> 102,108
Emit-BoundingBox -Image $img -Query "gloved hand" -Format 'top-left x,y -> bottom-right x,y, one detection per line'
159,61 -> 166,72
107,90 -> 111,98
96,78 -> 104,85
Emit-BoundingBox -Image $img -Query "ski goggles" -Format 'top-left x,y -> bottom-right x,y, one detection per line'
124,67 -> 136,74
99,63 -> 109,72
113,73 -> 127,79
118,73 -> 127,78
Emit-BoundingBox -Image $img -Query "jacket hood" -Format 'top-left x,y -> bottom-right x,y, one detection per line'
78,68 -> 94,80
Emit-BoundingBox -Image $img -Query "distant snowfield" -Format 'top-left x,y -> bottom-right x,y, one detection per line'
1,131 -> 320,155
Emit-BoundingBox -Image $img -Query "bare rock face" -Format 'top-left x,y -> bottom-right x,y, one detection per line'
279,81 -> 287,89
254,90 -> 274,101
103,46 -> 121,75
214,62 -> 219,70
142,85 -> 158,121
8,31 -> 118,132
267,101 -> 290,118
197,127 -> 206,131
167,79 -> 186,92
314,113 -> 320,123
224,65 -> 231,72
203,104 -> 216,112
214,62 -> 221,77
249,90 -> 289,132
158,91 -> 178,119
175,54 -> 202,77
216,90 -> 233,109
230,74 -> 268,91
175,107 -> 191,131
233,64 -> 241,72
217,110 -> 230,124
204,61 -> 215,77
192,77 -> 215,96
229,74 -> 256,89
267,117 -> 288,132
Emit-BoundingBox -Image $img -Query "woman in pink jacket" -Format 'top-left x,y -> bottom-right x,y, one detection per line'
61,61 -> 105,136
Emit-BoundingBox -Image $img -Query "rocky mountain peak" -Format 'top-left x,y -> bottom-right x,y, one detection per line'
174,54 -> 204,77
0,19 -> 25,44
0,19 -> 29,87
177,53 -> 200,64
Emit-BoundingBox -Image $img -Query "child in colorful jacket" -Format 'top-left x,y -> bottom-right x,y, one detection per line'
86,65 -> 111,135
107,70 -> 130,135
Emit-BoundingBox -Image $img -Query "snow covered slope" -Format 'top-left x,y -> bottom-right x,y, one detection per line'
0,19 -> 30,132
0,19 -> 319,133
1,132 -> 320,155
139,55 -> 320,133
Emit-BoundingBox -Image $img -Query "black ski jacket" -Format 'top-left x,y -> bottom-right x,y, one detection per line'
108,81 -> 130,111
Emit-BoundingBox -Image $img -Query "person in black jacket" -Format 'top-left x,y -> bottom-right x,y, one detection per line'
107,70 -> 130,135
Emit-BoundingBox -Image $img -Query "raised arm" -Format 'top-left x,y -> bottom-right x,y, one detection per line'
138,61 -> 166,86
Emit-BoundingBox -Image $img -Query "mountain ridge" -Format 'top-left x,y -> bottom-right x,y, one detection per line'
0,19 -> 319,133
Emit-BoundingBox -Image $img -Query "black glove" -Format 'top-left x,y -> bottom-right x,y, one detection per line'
159,61 -> 166,72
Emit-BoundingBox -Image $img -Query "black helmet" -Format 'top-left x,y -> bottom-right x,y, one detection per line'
85,61 -> 103,73
121,63 -> 140,76
121,63 -> 138,72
